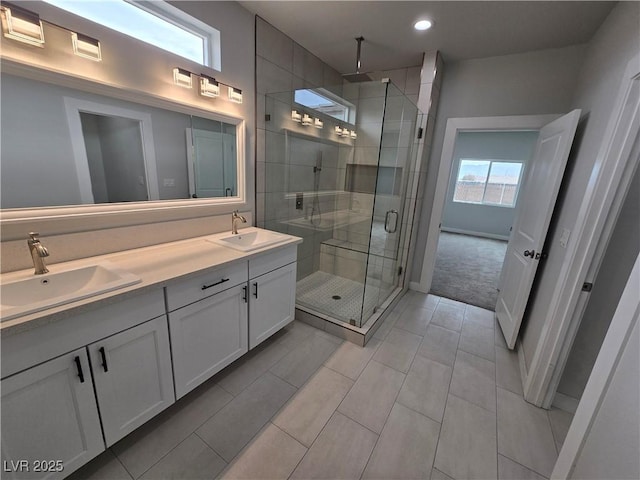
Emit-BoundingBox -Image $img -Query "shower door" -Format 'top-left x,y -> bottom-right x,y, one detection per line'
361,83 -> 420,323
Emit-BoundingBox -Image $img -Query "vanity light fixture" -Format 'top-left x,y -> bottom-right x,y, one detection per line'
291,110 -> 302,122
335,126 -> 343,136
301,113 -> 313,126
314,118 -> 323,129
228,86 -> 243,103
1,2 -> 45,46
414,19 -> 433,31
173,68 -> 193,89
71,32 -> 102,61
350,130 -> 357,139
199,74 -> 220,97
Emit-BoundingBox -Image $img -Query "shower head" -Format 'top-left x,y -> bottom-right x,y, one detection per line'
342,36 -> 373,83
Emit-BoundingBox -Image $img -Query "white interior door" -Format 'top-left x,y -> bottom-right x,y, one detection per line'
496,109 -> 581,349
192,129 -> 225,198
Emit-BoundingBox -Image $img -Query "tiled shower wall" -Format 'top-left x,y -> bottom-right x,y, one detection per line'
254,14 -> 443,302
255,17 -> 345,280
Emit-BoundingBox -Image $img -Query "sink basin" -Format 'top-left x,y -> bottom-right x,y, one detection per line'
207,228 -> 290,252
1,262 -> 141,322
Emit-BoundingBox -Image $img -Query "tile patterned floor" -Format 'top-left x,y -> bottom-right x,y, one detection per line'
70,291 -> 574,480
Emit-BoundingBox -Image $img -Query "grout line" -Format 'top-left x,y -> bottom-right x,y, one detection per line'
430,323 -> 461,478
194,430 -> 228,464
111,449 -> 135,480
134,433 -> 195,479
497,452 -> 551,480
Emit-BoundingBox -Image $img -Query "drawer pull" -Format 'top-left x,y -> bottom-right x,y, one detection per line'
74,356 -> 85,383
202,278 -> 230,290
99,347 -> 109,372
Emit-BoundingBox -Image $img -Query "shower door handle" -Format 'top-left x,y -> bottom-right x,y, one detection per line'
384,210 -> 399,233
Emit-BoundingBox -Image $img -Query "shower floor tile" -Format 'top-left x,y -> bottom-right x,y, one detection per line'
296,271 -> 380,324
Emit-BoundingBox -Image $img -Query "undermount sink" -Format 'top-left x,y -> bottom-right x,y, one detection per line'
207,227 -> 290,252
0,262 -> 141,322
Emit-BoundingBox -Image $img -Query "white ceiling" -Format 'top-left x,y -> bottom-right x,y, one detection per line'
239,1 -> 615,73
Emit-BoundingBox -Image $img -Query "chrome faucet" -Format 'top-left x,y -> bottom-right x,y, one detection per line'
27,232 -> 50,275
231,210 -> 247,235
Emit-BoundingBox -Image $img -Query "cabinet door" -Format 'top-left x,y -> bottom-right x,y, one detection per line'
250,262 -> 296,349
169,284 -> 248,399
89,316 -> 174,447
1,349 -> 104,480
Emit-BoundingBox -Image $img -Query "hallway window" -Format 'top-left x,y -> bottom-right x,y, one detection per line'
43,0 -> 221,69
453,159 -> 524,207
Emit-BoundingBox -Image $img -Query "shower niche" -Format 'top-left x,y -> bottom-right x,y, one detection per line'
261,81 -> 422,335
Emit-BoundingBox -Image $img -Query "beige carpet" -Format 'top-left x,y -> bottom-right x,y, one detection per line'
430,232 -> 508,310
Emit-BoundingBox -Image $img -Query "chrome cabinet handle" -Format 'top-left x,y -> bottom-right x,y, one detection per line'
385,210 -> 399,233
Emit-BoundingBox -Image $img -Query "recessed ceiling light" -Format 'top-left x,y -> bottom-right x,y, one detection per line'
414,19 -> 432,31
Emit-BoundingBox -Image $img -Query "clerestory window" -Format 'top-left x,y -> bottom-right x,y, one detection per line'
43,0 -> 221,70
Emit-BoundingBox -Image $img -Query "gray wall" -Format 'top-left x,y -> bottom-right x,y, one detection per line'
1,75 -> 83,208
441,131 -> 539,239
557,165 -> 640,399
411,44 -> 586,282
570,314 -> 639,479
80,114 -> 109,204
97,116 -> 148,203
522,2 -> 640,370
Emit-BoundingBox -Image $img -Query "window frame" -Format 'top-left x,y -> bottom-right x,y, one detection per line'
293,87 -> 355,123
43,0 -> 221,70
452,158 -> 525,208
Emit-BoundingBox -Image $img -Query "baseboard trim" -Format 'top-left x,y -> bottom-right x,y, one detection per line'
409,281 -> 428,293
552,392 -> 580,414
441,227 -> 509,242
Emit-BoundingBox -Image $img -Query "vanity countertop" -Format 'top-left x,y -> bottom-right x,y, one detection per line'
0,227 -> 302,337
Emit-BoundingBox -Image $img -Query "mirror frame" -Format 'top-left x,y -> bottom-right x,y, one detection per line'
0,59 -> 248,240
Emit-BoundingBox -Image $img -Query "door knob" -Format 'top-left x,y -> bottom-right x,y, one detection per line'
524,250 -> 535,258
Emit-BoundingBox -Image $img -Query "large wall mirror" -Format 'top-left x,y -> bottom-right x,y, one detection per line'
1,72 -> 243,210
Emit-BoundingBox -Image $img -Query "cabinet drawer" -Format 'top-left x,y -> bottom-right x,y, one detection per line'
249,245 -> 297,279
166,261 -> 247,312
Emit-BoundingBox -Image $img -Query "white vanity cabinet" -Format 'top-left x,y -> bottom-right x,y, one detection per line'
0,290 -> 171,478
1,349 -> 104,480
248,246 -> 297,349
88,316 -> 174,446
167,265 -> 249,399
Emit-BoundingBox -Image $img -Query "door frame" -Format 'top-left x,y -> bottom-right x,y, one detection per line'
64,97 -> 160,203
523,53 -> 640,407
551,252 -> 639,479
410,114 -> 559,294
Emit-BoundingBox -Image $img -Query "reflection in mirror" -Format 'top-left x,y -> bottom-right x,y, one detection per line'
0,73 -> 240,209
188,117 -> 237,198
294,87 -> 355,123
80,113 -> 148,203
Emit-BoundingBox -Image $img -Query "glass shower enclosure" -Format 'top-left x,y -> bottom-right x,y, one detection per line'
262,80 -> 421,328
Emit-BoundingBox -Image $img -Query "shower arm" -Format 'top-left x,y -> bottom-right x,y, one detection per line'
355,36 -> 364,74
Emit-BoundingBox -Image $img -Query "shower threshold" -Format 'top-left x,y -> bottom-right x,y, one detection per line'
295,271 -> 404,345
